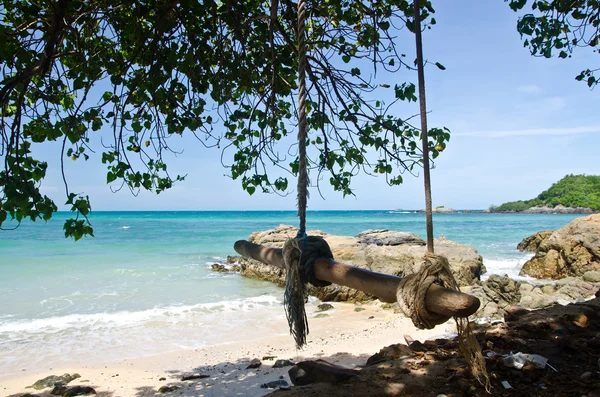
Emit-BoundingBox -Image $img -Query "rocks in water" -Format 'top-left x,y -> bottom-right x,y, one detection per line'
520,214 -> 600,279
522,205 -> 596,214
288,359 -> 359,386
260,379 -> 289,388
517,230 -> 554,252
157,385 -> 179,393
366,343 -> 414,366
355,230 -> 425,246
246,358 -> 262,369
180,373 -> 209,381
317,303 -> 334,312
31,373 -> 81,390
272,359 -> 295,368
231,225 -> 485,303
210,263 -> 240,273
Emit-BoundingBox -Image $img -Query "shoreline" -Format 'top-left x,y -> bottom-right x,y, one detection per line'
0,301 -> 454,396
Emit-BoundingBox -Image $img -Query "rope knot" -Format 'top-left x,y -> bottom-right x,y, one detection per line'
282,235 -> 334,348
396,253 -> 457,329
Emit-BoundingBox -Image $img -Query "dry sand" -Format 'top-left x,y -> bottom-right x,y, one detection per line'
1,301 -> 456,397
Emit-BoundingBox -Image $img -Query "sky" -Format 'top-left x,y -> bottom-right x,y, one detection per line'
34,0 -> 599,211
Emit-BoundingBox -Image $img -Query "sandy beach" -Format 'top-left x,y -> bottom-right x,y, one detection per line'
1,301 -> 455,397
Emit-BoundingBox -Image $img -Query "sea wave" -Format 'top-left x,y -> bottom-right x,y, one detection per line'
481,255 -> 551,284
0,294 -> 281,334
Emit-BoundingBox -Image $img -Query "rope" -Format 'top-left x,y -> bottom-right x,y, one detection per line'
282,236 -> 334,348
396,253 -> 490,391
296,0 -> 308,235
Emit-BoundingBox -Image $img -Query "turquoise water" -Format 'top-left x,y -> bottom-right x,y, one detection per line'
0,211 -> 582,374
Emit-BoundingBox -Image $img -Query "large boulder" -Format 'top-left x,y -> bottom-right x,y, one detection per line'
517,230 -> 554,252
230,225 -> 485,302
520,214 -> 600,279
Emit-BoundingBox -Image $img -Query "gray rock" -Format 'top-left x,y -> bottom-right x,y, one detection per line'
51,384 -> 68,395
288,360 -> 358,386
260,379 -> 289,388
482,275 -> 521,307
31,373 -> 81,390
581,371 -> 593,382
63,386 -> 96,396
246,358 -> 262,369
157,385 -> 179,393
273,359 -> 294,368
356,230 -> 425,246
583,270 -> 600,283
314,313 -> 329,318
317,303 -> 334,312
181,373 -> 209,381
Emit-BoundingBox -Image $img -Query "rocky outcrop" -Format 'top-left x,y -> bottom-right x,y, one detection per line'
30,373 -> 81,390
465,275 -> 600,319
517,230 -> 554,252
227,225 -> 485,302
520,214 -> 600,279
522,205 -> 596,214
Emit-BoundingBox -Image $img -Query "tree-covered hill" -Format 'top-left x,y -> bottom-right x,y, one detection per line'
492,175 -> 600,212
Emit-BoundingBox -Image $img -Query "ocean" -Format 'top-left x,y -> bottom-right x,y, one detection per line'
0,211 -> 581,375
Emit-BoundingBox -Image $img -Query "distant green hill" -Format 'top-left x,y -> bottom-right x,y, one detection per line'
492,174 -> 600,212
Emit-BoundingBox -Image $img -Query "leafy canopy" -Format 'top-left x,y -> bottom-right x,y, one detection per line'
507,0 -> 600,88
1,0 -> 449,239
492,174 -> 600,211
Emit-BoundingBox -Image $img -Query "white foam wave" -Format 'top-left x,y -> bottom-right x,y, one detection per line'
121,226 -> 131,229
0,294 -> 281,334
481,256 -> 552,284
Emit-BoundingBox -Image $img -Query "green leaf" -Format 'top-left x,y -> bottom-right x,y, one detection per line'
342,55 -> 351,63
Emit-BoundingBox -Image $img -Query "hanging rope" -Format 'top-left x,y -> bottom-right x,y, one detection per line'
296,0 -> 308,236
396,253 -> 490,391
281,0 -> 313,349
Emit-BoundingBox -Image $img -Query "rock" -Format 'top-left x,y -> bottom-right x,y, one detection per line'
288,360 -> 359,386
260,379 -> 289,388
520,214 -> 600,279
157,385 -> 179,393
582,371 -> 593,382
181,373 -> 209,381
51,384 -> 68,395
247,358 -> 262,369
354,307 -> 365,312
31,373 -> 81,390
522,205 -> 596,214
584,270 -> 600,283
63,386 -> 96,396
273,359 -> 295,368
159,377 -> 166,381
234,225 -> 484,299
482,275 -> 521,307
355,230 -> 425,246
317,303 -> 334,312
517,230 -> 554,252
211,263 -> 228,272
315,313 -> 329,318
366,343 -> 414,366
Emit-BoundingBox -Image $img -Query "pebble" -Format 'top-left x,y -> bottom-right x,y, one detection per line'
581,371 -> 593,382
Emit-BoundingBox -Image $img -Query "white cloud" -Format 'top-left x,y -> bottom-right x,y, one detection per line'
517,84 -> 542,94
454,125 -> 600,138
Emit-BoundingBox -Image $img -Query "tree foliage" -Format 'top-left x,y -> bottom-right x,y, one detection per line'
492,174 -> 600,211
508,0 -> 600,88
1,0 -> 448,239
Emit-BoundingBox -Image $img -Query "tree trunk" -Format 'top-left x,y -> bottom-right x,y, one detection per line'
234,240 -> 480,318
414,0 -> 434,254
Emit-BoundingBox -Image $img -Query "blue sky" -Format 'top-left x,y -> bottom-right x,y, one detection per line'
36,0 -> 599,211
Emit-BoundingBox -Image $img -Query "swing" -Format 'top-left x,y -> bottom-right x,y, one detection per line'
235,0 -> 489,389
